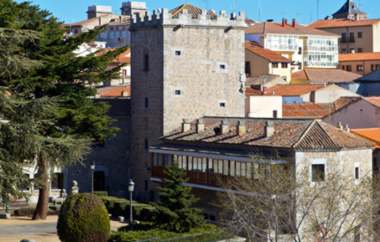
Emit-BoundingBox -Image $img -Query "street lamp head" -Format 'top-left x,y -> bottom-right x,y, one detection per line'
128,179 -> 135,192
90,162 -> 96,171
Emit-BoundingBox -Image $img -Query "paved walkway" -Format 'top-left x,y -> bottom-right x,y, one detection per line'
0,216 -> 125,242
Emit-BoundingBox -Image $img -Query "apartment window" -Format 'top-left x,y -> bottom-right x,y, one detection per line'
281,62 -> 288,68
355,167 -> 360,180
357,48 -> 363,53
122,69 -> 128,78
143,53 -> 149,72
145,180 -> 149,191
311,164 -> 325,182
357,65 -> 364,72
144,138 -> 149,150
341,48 -> 347,53
175,90 -> 182,95
245,61 -> 251,77
358,32 -> 363,39
273,110 -> 278,118
219,102 -> 226,108
144,97 -> 149,108
51,173 -> 64,190
349,32 -> 355,42
272,62 -> 279,68
341,65 -> 345,70
350,48 -> 355,53
371,64 -> 375,71
175,50 -> 182,56
341,33 -> 347,43
376,64 -> 380,70
346,65 -> 352,72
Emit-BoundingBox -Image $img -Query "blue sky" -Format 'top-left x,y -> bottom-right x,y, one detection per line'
17,0 -> 379,24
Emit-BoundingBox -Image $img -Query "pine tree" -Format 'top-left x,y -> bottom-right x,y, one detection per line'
0,0 -> 125,219
154,166 -> 204,232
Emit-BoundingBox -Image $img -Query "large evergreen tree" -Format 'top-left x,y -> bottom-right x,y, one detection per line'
154,166 -> 204,232
0,0 -> 124,219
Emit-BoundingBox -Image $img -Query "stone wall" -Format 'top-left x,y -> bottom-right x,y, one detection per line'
65,98 -> 131,197
130,8 -> 247,199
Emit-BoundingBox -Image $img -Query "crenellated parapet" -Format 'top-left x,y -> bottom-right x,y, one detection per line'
131,8 -> 247,29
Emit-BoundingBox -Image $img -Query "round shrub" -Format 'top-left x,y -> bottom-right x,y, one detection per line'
57,193 -> 110,242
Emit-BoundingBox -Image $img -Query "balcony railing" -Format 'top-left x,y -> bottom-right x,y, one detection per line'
152,166 -> 251,188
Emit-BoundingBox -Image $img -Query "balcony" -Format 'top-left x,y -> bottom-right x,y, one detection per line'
152,166 -> 248,188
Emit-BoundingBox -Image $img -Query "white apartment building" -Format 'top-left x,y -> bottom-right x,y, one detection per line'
246,19 -> 339,72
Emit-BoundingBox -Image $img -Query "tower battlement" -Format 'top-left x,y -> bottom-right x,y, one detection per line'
131,8 -> 247,29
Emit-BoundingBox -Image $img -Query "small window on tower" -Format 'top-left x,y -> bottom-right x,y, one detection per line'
175,90 -> 182,95
219,102 -> 226,108
220,64 -> 226,70
143,53 -> 149,72
175,50 -> 182,56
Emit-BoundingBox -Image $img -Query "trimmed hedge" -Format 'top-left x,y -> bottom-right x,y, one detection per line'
98,195 -> 155,221
109,224 -> 231,242
57,193 -> 110,242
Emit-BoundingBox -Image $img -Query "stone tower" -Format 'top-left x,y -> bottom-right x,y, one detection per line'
129,7 -> 247,199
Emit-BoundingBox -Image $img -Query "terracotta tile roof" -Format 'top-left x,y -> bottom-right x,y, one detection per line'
246,22 -> 338,37
366,97 -> 380,108
309,18 -> 380,29
283,103 -> 333,118
339,52 -> 380,62
162,118 -> 372,150
264,84 -> 324,96
113,48 -> 131,64
170,4 -> 216,19
352,128 -> 380,148
97,85 -> 130,98
291,68 -> 361,84
245,87 -> 263,96
283,97 -> 362,118
245,42 -> 291,63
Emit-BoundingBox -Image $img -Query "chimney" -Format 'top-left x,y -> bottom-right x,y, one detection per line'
281,18 -> 286,27
292,18 -> 296,27
338,122 -> 344,130
284,18 -> 288,26
265,121 -> 275,138
182,119 -> 191,132
237,120 -> 247,136
196,119 -> 205,133
221,120 -> 229,134
345,124 -> 350,133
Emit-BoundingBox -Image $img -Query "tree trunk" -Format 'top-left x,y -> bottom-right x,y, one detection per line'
32,155 -> 49,220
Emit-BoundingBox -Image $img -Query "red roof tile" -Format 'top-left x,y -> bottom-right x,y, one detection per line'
163,118 -> 372,150
340,52 -> 380,62
352,128 -> 380,148
283,97 -> 361,118
264,84 -> 324,96
97,85 -> 130,97
246,22 -> 338,36
283,103 -> 332,118
310,19 -> 380,29
366,97 -> 380,108
291,68 -> 361,84
245,42 -> 290,63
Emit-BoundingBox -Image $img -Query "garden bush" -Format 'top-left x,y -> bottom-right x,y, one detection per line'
57,193 -> 110,242
98,195 -> 155,221
109,224 -> 231,242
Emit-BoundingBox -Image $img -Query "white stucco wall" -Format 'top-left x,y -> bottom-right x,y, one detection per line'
247,96 -> 283,118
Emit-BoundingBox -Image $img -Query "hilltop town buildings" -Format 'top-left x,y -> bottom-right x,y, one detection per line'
245,20 -> 339,71
310,0 -> 380,54
339,52 -> 380,75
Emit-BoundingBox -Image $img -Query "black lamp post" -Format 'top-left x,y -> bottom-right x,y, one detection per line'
128,179 -> 135,225
90,162 -> 96,193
